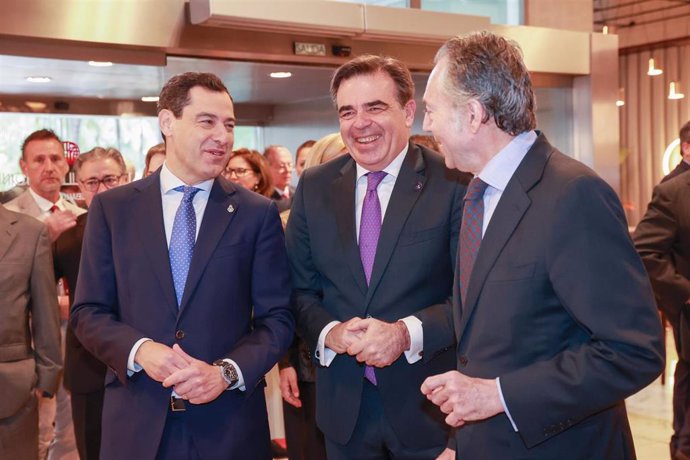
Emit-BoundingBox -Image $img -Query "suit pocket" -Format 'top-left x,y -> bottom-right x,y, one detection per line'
0,358 -> 37,418
486,262 -> 535,282
398,224 -> 447,246
213,240 -> 251,259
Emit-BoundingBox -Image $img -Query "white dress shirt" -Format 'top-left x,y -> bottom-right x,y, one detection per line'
475,130 -> 538,432
316,144 -> 424,367
127,162 -> 245,390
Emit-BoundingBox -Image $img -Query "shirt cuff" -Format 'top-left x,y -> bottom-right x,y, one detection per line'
497,377 -> 518,431
127,338 -> 152,376
317,321 -> 340,367
400,316 -> 423,364
222,358 -> 246,391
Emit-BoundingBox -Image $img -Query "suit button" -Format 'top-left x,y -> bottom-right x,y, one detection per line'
458,355 -> 468,366
418,351 -> 424,357
175,330 -> 185,340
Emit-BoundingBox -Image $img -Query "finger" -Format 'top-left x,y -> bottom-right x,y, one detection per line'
345,317 -> 368,332
347,340 -> 365,357
288,378 -> 300,398
162,366 -> 196,388
171,344 -> 195,364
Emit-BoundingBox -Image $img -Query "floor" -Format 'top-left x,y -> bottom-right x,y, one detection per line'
628,325 -> 676,460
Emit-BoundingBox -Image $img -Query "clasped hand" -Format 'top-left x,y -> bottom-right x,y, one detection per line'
134,341 -> 228,404
325,317 -> 410,368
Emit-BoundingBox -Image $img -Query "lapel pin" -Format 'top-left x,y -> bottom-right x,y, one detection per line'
415,182 -> 423,191
227,204 -> 235,213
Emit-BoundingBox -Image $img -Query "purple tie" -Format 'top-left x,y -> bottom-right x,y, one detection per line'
459,177 -> 488,309
359,171 -> 386,385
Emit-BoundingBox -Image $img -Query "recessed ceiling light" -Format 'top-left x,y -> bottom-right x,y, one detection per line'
26,76 -> 52,83
25,101 -> 47,110
89,61 -> 113,67
141,96 -> 159,102
270,72 -> 292,79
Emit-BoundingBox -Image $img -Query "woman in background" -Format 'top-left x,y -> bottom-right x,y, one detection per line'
223,148 -> 273,198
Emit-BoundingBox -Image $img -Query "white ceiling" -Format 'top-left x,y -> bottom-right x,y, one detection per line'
0,54 -> 342,105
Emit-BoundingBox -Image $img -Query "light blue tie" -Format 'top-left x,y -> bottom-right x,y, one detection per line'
169,186 -> 200,306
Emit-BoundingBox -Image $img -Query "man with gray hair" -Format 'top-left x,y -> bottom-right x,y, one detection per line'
420,31 -> 664,459
53,147 -> 129,459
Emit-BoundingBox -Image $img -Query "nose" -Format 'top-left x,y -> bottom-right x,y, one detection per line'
96,181 -> 108,193
352,111 -> 373,129
422,112 -> 431,132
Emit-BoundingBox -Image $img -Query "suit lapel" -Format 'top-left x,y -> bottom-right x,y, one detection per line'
365,144 -> 426,307
179,179 -> 239,312
0,209 -> 17,261
133,174 -> 178,315
456,135 -> 552,341
333,158 -> 368,296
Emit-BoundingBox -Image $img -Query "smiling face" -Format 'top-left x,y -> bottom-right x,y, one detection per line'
224,155 -> 258,191
20,138 -> 69,202
336,71 -> 415,172
423,58 -> 480,173
159,86 -> 235,185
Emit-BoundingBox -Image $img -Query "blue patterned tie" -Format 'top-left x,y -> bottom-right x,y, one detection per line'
359,171 -> 387,385
169,186 -> 200,306
459,177 -> 488,309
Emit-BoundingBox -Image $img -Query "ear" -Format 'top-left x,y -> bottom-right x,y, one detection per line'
159,109 -> 175,138
19,158 -> 28,176
466,99 -> 485,134
403,99 -> 416,128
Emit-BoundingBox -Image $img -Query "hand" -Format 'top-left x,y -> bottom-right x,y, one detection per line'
324,317 -> 365,354
279,366 -> 302,408
346,318 -> 410,367
44,210 -> 77,242
421,371 -> 504,427
57,295 -> 70,320
436,448 -> 456,460
134,341 -> 189,383
162,344 -> 228,404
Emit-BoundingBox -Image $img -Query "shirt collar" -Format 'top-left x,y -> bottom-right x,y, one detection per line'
160,161 -> 214,195
478,130 -> 537,192
29,187 -> 63,212
355,143 -> 409,182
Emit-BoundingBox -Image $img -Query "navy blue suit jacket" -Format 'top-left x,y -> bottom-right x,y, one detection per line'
71,172 -> 294,460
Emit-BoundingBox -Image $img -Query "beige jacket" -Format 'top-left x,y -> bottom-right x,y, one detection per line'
0,205 -> 61,419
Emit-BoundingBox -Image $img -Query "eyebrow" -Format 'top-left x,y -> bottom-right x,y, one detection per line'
338,100 -> 390,114
196,112 -> 236,123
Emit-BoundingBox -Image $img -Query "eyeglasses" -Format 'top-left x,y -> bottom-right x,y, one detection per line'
80,175 -> 123,192
225,167 -> 254,178
272,162 -> 293,172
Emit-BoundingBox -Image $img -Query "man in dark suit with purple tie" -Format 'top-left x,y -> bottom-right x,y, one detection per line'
71,72 -> 294,460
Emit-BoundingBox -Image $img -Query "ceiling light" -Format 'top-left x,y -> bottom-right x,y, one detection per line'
616,88 -> 625,107
26,76 -> 52,83
88,61 -> 113,67
24,101 -> 47,110
647,58 -> 663,76
602,25 -> 609,35
270,71 -> 292,79
141,96 -> 159,102
668,81 -> 685,100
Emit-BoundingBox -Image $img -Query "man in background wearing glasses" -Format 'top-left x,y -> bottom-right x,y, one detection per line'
53,147 -> 129,460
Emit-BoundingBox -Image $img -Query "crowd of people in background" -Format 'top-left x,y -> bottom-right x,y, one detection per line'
1,29 -> 688,460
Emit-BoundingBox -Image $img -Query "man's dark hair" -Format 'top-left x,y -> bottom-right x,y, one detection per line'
157,72 -> 232,118
330,54 -> 415,108
21,129 -> 62,159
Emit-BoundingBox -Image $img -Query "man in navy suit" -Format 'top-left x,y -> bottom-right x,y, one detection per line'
71,72 -> 294,460
420,31 -> 664,459
286,55 -> 467,459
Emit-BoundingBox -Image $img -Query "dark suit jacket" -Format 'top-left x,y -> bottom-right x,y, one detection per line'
70,173 -> 294,460
53,213 -> 106,394
634,172 -> 690,360
271,185 -> 296,213
661,160 -> 690,183
286,142 -> 466,448
453,133 -> 664,458
0,206 -> 61,419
